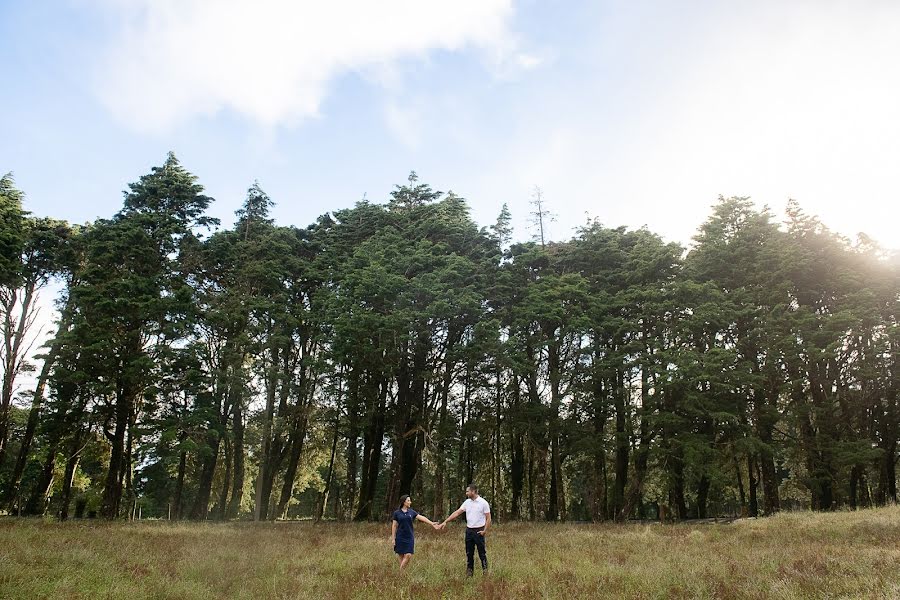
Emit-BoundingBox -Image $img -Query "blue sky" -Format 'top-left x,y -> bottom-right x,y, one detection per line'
3,0 -> 899,250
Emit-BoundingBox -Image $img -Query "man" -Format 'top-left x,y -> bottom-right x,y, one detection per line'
441,483 -> 491,577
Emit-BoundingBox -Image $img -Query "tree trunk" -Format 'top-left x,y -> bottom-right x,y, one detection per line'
734,455 -> 746,512
694,415 -> 714,519
345,422 -> 358,521
356,376 -> 386,521
509,401 -> 525,520
878,437 -> 898,504
191,430 -> 220,519
172,447 -> 187,520
101,383 -> 132,518
590,356 -> 608,522
880,337 -> 898,503
317,418 -> 340,522
433,348 -> 455,520
527,444 -> 536,520
670,445 -> 687,520
254,344 -> 279,521
756,387 -> 781,514
849,464 -> 863,509
123,413 -> 136,520
613,370 -> 629,520
192,356 -> 232,521
5,294 -> 72,509
619,391 -> 652,521
696,475 -> 711,519
265,344 -> 303,520
743,454 -> 756,516
214,435 -> 232,519
0,282 -> 37,469
546,334 -> 562,522
456,367 -> 469,496
226,388 -> 244,519
59,446 -> 82,521
25,437 -> 58,516
277,413 -> 309,519
804,368 -> 838,511
398,334 -> 428,500
876,342 -> 897,504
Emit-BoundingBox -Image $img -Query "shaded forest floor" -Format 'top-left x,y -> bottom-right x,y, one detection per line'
1,506 -> 899,599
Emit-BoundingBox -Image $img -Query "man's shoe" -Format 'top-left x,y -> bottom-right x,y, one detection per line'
466,569 -> 473,577
482,568 -> 488,576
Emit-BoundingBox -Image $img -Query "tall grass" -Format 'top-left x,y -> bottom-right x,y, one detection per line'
2,506 -> 898,599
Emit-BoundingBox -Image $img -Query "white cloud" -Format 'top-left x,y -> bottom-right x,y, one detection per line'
384,99 -> 424,149
471,1 -> 900,250
92,0 -> 516,132
515,53 -> 543,70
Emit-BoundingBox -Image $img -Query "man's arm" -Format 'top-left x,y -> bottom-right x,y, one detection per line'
441,508 -> 465,527
478,511 -> 491,535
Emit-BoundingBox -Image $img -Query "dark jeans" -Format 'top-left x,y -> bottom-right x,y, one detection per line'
465,527 -> 488,571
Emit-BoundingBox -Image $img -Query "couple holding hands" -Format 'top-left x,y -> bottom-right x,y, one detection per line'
390,483 -> 490,576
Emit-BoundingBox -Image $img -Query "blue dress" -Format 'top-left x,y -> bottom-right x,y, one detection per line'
393,508 -> 418,555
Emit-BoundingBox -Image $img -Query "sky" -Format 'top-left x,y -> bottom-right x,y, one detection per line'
2,0 -> 900,253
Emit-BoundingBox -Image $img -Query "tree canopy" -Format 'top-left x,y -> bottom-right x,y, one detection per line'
0,158 -> 897,523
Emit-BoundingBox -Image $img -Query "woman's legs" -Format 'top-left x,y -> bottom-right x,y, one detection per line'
399,553 -> 413,570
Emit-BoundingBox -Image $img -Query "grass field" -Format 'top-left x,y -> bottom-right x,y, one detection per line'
1,506 -> 899,599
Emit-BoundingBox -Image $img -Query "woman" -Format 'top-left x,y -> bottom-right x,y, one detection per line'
390,494 -> 442,570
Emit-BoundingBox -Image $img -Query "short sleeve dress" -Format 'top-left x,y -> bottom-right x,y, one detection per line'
392,508 -> 418,555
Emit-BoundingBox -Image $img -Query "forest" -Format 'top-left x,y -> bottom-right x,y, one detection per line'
0,153 -> 897,523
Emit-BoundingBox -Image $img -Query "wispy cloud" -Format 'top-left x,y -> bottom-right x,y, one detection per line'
472,1 -> 900,249
91,0 -> 517,133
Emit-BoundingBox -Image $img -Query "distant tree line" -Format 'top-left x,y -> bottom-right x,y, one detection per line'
0,155 -> 897,521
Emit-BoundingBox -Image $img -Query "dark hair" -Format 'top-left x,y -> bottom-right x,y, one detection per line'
466,483 -> 478,493
397,494 -> 411,510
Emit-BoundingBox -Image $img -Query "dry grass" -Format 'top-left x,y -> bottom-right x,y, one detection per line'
1,506 -> 899,599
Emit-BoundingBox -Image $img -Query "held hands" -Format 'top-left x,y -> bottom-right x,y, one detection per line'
431,522 -> 446,531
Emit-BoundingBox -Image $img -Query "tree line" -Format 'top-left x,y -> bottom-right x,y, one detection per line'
0,154 -> 897,522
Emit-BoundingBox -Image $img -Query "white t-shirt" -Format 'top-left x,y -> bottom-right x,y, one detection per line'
459,496 -> 491,528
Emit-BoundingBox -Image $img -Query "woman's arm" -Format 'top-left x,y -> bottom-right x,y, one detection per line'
415,514 -> 442,529
390,519 -> 397,544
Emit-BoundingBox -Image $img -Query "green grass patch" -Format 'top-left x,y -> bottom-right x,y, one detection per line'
2,506 -> 899,599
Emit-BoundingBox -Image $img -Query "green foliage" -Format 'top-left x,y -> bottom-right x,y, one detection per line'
1,161 -> 896,526
0,174 -> 27,288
